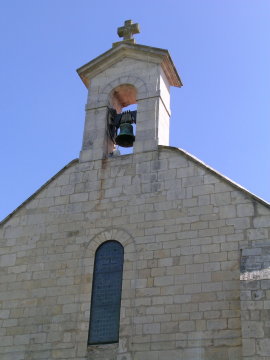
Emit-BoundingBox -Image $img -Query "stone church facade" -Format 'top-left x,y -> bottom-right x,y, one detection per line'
1,21 -> 270,360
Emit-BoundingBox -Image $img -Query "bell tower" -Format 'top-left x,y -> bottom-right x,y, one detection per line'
77,20 -> 182,162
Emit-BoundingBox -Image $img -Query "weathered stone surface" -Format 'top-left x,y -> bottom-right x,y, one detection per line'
1,146 -> 270,359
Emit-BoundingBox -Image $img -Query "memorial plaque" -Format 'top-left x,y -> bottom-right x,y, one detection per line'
88,241 -> 124,344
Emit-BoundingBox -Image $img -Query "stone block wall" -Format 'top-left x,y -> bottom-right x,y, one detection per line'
0,146 -> 269,360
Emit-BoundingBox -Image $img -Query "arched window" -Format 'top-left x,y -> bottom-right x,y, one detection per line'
88,241 -> 124,345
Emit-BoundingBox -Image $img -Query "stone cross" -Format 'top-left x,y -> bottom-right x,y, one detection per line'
117,20 -> 140,43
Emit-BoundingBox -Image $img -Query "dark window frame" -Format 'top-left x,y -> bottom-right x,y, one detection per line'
88,240 -> 124,345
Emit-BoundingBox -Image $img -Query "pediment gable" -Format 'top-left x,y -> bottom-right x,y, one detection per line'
1,147 -> 269,227
77,43 -> 182,88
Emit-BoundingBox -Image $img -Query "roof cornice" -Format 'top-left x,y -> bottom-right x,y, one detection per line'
77,43 -> 182,88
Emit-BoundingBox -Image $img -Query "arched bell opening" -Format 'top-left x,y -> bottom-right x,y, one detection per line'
108,84 -> 137,156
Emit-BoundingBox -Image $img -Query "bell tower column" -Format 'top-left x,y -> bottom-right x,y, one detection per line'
135,66 -> 171,153
80,99 -> 112,162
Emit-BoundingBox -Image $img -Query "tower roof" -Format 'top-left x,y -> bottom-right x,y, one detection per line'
77,42 -> 182,88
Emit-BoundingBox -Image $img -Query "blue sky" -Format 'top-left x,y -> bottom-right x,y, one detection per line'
0,0 -> 270,220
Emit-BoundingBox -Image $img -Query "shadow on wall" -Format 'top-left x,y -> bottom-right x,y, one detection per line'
240,247 -> 270,281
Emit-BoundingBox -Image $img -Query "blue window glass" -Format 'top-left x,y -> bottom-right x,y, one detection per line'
88,240 -> 124,345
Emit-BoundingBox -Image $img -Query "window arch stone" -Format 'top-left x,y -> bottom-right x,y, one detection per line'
95,75 -> 148,108
85,228 -> 136,259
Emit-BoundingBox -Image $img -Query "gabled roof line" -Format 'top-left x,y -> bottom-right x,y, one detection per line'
1,146 -> 269,227
162,145 -> 270,209
0,159 -> 79,227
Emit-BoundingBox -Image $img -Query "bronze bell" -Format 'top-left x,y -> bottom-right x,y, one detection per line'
115,123 -> 135,148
